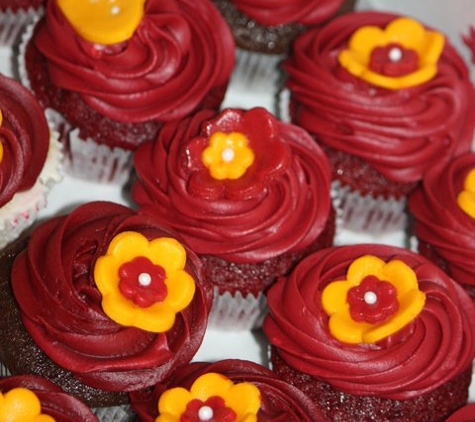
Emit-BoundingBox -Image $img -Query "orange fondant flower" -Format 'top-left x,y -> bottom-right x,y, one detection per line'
58,0 -> 147,45
338,17 -> 444,89
156,373 -> 260,422
0,387 -> 55,422
94,231 -> 196,333
457,168 -> 475,219
202,131 -> 255,180
321,255 -> 426,344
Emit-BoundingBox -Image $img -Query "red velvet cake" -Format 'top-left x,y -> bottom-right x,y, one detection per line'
129,359 -> 325,421
0,201 -> 212,411
131,107 -> 335,330
21,0 -> 235,183
282,11 -> 475,233
0,375 -> 100,421
263,244 -> 475,422
408,152 -> 475,299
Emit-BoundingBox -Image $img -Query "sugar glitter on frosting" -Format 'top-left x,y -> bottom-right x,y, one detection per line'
263,244 -> 475,399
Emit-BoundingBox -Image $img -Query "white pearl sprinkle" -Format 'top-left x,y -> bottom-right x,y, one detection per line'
198,406 -> 214,421
364,291 -> 378,305
110,5 -> 121,15
221,147 -> 235,163
388,47 -> 403,62
138,273 -> 152,287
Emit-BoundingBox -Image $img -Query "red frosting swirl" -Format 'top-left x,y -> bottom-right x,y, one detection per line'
230,0 -> 345,26
129,359 -> 324,421
263,244 -> 475,400
408,152 -> 475,289
0,375 -> 99,422
11,201 -> 212,392
284,11 -> 475,183
132,107 -> 332,263
33,0 -> 235,123
445,403 -> 475,422
0,74 -> 49,207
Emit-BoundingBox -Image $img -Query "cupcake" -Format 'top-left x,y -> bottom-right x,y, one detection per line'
408,152 -> 475,299
0,201 -> 212,412
211,0 -> 355,91
281,11 -> 475,233
0,72 -> 62,250
0,375 -> 99,422
263,244 -> 475,422
20,0 -> 235,183
129,359 -> 325,421
445,403 -> 475,421
131,107 -> 335,330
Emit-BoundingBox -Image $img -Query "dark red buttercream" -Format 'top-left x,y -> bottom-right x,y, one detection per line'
129,359 -> 325,421
0,73 -> 49,207
445,403 -> 475,421
10,201 -> 212,393
408,152 -> 475,290
230,0 -> 346,26
132,107 -> 333,264
0,375 -> 99,421
284,11 -> 475,184
263,244 -> 475,400
32,0 -> 235,123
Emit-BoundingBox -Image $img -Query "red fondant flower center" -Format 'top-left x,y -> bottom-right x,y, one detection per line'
347,275 -> 399,323
369,43 -> 419,76
118,256 -> 167,307
181,396 -> 237,422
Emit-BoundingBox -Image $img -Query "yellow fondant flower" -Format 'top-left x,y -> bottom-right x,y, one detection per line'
202,131 -> 255,180
58,0 -> 147,45
338,17 -> 444,89
94,231 -> 196,333
0,387 -> 55,422
156,373 -> 260,422
321,255 -> 426,344
457,168 -> 475,219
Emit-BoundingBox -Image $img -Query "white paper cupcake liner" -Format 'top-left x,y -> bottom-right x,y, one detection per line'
332,180 -> 408,234
230,48 -> 285,96
207,287 -> 268,331
0,122 -> 63,250
46,108 -> 133,184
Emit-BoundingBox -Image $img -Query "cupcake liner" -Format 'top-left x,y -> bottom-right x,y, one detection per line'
207,287 -> 268,331
46,108 -> 133,184
0,121 -> 62,250
18,22 -> 133,185
230,48 -> 285,97
332,180 -> 408,234
92,406 -> 135,422
0,7 -> 41,46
